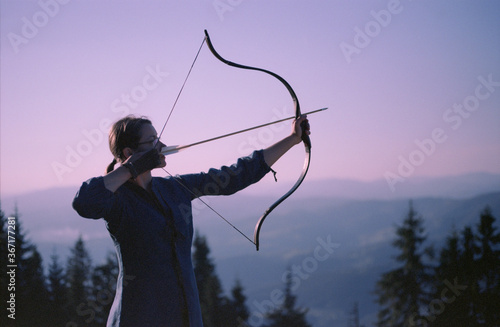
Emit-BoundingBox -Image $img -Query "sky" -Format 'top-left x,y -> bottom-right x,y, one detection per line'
1,0 -> 500,198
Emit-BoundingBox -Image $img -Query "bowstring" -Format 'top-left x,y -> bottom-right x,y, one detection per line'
157,36 -> 206,141
158,34 -> 255,246
162,168 -> 255,245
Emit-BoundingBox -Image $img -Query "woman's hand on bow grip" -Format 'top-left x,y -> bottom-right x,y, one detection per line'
291,115 -> 310,145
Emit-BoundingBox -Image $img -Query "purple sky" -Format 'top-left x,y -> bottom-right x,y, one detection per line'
1,0 -> 500,197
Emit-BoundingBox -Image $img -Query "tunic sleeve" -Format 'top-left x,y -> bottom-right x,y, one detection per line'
72,176 -> 118,219
178,150 -> 271,199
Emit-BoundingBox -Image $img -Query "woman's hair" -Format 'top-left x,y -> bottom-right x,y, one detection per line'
106,115 -> 152,173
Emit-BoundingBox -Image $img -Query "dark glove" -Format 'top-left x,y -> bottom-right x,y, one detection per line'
123,148 -> 161,178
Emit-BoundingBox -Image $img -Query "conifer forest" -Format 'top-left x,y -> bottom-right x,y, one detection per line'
0,202 -> 498,326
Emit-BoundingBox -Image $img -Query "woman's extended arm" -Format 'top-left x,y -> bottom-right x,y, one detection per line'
263,115 -> 310,167
103,166 -> 134,193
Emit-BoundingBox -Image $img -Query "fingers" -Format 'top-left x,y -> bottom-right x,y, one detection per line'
129,148 -> 162,175
295,114 -> 311,136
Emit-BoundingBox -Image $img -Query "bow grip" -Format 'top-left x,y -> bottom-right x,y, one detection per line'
300,120 -> 311,148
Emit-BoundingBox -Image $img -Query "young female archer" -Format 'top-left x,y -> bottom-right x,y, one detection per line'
72,114 -> 310,326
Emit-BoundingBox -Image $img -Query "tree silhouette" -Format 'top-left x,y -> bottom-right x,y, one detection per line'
428,228 -> 476,326
375,204 -> 500,326
375,201 -> 433,327
263,269 -> 311,327
20,249 -> 49,325
193,232 -> 225,327
90,252 -> 119,325
460,225 -> 480,320
217,278 -> 251,326
0,206 -> 51,326
193,232 -> 251,326
228,278 -> 250,323
66,235 -> 93,325
426,207 -> 500,326
47,251 -> 70,326
474,207 -> 500,325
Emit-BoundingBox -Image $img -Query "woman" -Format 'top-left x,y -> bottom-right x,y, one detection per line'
72,114 -> 310,326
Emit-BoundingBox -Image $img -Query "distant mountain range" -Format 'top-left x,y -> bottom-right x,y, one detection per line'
1,172 -> 500,326
295,171 -> 500,200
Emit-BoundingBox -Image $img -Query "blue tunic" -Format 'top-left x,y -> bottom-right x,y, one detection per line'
72,150 -> 270,327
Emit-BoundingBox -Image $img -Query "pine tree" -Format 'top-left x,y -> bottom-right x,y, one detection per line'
66,235 -> 93,325
5,207 -> 51,326
229,279 -> 250,323
375,201 -> 433,327
428,229 -> 475,326
459,225 -> 481,324
193,232 -> 226,327
193,233 -> 249,326
263,269 -> 311,327
474,207 -> 500,325
429,206 -> 500,326
23,249 -> 50,324
47,251 -> 69,326
218,278 -> 250,326
90,252 -> 119,325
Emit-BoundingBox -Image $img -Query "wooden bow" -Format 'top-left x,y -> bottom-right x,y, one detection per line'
204,30 -> 312,250
158,30 -> 320,250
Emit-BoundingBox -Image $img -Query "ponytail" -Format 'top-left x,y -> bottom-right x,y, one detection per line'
106,158 -> 117,174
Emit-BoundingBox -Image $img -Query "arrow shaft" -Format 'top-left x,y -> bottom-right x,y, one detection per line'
161,107 -> 327,155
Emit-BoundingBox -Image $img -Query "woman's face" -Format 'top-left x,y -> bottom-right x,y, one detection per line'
135,123 -> 167,168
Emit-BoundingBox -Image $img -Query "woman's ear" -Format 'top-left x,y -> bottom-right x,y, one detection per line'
122,147 -> 133,160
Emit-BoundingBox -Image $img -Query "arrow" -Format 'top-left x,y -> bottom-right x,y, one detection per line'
160,107 -> 328,156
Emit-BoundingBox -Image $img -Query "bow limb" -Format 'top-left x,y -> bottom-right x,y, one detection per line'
254,148 -> 311,250
204,30 -> 312,251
